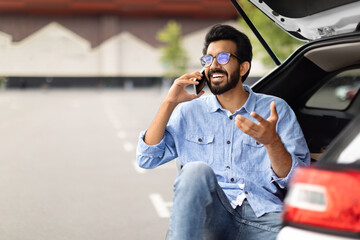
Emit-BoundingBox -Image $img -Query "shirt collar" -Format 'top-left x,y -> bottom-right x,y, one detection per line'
207,85 -> 256,114
208,95 -> 223,113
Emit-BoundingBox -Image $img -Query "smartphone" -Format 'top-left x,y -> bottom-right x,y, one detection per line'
193,68 -> 207,95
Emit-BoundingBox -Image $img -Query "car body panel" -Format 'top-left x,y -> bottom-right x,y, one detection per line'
231,1 -> 360,239
248,0 -> 360,41
278,227 -> 357,240
277,115 -> 360,239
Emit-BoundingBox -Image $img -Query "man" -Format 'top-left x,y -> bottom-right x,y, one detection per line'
136,24 -> 310,240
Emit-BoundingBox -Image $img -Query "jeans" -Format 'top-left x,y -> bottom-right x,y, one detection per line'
168,162 -> 282,240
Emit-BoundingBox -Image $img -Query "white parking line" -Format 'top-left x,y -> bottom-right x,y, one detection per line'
103,103 -> 122,130
149,193 -> 173,218
123,142 -> 134,152
133,161 -> 147,174
117,130 -> 127,139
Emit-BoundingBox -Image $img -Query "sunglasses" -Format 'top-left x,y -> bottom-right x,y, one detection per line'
200,52 -> 241,68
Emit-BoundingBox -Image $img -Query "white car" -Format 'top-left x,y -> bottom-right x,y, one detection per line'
230,0 -> 360,239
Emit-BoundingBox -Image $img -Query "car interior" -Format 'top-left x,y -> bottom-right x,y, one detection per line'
252,33 -> 360,162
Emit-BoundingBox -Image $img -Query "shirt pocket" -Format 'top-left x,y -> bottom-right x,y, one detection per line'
184,134 -> 214,165
240,136 -> 269,172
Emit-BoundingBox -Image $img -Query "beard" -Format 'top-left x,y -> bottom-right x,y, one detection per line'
207,68 -> 241,95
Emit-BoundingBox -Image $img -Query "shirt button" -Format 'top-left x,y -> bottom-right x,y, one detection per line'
198,138 -> 202,142
226,140 -> 231,144
230,178 -> 235,182
256,141 -> 260,145
229,116 -> 233,120
226,166 -> 230,169
245,191 -> 248,194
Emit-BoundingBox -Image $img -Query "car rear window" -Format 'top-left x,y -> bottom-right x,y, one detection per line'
306,69 -> 360,110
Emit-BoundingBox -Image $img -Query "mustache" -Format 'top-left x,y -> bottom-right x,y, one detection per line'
208,69 -> 228,79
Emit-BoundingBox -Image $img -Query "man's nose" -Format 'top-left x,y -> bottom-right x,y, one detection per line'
209,56 -> 221,69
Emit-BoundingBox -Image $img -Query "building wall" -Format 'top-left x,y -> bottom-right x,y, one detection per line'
0,1 -> 267,81
0,17 -> 246,78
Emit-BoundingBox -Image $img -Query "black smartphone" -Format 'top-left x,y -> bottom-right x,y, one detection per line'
194,68 -> 207,95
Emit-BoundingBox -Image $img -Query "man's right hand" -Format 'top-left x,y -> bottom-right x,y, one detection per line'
144,71 -> 205,145
165,71 -> 205,105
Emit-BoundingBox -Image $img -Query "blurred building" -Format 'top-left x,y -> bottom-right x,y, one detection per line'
0,0 -> 245,87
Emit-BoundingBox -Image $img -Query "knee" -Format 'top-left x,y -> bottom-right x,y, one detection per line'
182,162 -> 213,177
174,162 -> 216,192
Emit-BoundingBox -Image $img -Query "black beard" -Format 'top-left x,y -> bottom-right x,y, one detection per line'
207,69 -> 240,95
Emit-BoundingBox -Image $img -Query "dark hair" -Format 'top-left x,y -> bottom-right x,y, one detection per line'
203,24 -> 253,82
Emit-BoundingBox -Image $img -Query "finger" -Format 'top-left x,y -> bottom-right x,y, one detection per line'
176,72 -> 201,83
176,78 -> 200,87
250,112 -> 266,124
235,115 -> 259,132
235,118 -> 258,137
190,91 -> 205,99
188,71 -> 203,80
197,90 -> 205,97
269,101 -> 278,121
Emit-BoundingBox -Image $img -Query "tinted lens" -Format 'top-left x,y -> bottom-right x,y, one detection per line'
201,55 -> 213,67
217,52 -> 230,65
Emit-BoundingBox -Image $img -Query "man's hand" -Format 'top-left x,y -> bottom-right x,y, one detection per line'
235,101 -> 292,178
235,101 -> 279,146
144,71 -> 204,146
165,71 -> 205,105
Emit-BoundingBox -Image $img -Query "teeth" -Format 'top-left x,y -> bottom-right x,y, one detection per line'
213,74 -> 223,78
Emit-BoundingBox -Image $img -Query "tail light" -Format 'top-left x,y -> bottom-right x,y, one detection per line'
283,166 -> 360,236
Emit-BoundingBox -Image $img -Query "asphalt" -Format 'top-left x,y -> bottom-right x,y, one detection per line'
0,88 -> 178,240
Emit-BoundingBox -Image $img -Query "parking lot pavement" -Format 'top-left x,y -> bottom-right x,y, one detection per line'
0,88 -> 178,240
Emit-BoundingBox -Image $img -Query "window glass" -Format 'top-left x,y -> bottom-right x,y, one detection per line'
306,69 -> 360,110
338,132 -> 360,164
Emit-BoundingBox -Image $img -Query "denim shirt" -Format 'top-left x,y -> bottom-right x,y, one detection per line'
137,85 -> 310,217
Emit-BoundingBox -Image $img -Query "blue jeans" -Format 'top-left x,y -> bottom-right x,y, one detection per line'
168,162 -> 282,240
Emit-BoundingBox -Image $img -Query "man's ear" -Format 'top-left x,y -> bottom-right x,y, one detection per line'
240,61 -> 250,76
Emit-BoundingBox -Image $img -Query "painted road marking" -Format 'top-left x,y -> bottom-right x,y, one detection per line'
117,130 -> 127,139
149,193 -> 172,218
133,161 -> 147,174
103,102 -> 122,130
123,142 -> 134,152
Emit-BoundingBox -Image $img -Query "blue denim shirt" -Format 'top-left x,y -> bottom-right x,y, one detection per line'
137,85 -> 310,217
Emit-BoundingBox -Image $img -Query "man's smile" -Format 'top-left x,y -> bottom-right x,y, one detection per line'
209,72 -> 227,84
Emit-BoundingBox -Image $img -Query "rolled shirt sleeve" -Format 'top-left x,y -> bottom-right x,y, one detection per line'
136,130 -> 178,169
269,101 -> 310,188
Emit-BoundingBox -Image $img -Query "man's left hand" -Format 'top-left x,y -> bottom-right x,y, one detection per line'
235,101 -> 280,146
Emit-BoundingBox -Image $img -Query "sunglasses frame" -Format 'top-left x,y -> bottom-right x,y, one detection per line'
200,52 -> 241,67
